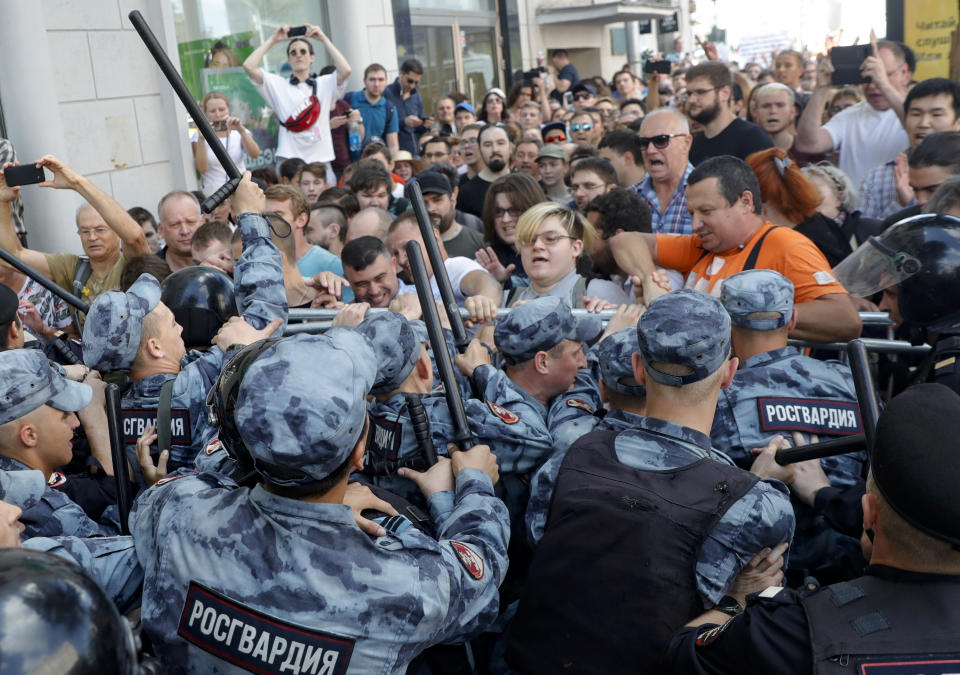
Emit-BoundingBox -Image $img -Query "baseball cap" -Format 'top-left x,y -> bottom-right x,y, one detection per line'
495,296 -> 601,365
0,349 -> 92,426
356,311 -> 422,395
82,273 -> 161,372
454,101 -> 476,115
872,383 -> 960,546
595,327 -> 645,397
234,330 -> 376,484
536,144 -> 567,162
487,87 -> 507,100
414,171 -> 453,196
637,290 -> 731,387
571,82 -> 597,96
0,284 -> 18,325
540,121 -> 567,143
721,270 -> 794,330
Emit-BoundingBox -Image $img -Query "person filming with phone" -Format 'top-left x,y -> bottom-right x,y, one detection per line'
795,36 -> 912,187
242,23 -> 351,177
192,92 -> 260,194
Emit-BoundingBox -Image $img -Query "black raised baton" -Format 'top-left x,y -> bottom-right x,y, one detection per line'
128,10 -> 241,214
105,384 -> 132,535
406,240 -> 474,455
404,178 -> 471,352
0,246 -> 88,313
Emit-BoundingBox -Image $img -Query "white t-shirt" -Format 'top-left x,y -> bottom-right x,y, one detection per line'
191,129 -> 246,194
254,70 -> 338,162
823,101 -> 908,188
397,256 -> 485,304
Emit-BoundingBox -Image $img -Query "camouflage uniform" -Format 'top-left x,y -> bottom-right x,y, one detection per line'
82,212 -> 287,476
713,270 -> 867,573
132,331 -> 510,674
355,312 -> 554,513
0,350 -> 116,538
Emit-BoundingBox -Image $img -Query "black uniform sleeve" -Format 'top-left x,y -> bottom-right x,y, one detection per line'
661,589 -> 813,675
813,483 -> 865,539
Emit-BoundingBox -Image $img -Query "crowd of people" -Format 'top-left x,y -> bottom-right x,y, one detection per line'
1,19 -> 960,674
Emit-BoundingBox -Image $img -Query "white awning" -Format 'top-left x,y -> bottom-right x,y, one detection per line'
536,1 -> 677,26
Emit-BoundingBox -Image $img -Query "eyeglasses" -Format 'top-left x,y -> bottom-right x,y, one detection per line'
637,133 -> 687,150
288,48 -> 310,56
573,93 -> 593,101
544,134 -> 567,143
459,137 -> 479,146
570,123 -> 593,132
494,207 -> 523,219
77,227 -> 110,239
686,86 -> 717,99
520,231 -> 577,247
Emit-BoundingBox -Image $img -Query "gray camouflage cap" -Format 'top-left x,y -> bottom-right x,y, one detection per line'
637,290 -> 731,387
0,349 -> 92,425
356,311 -> 421,395
82,273 -> 161,372
0,469 -> 47,509
495,296 -> 601,365
596,327 -> 645,397
409,319 -> 429,345
235,330 -> 377,484
721,269 -> 794,331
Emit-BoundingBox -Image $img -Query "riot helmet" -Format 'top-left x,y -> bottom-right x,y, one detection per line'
160,266 -> 237,348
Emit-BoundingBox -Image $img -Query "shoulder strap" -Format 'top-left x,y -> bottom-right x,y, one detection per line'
571,276 -> 589,308
156,378 -> 176,455
70,257 -> 93,325
743,225 -> 779,271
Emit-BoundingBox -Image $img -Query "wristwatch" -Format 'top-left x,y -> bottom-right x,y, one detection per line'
715,595 -> 743,617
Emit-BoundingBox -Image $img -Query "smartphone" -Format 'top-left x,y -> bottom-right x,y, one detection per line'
3,164 -> 45,187
830,45 -> 873,85
563,91 -> 573,107
213,120 -> 228,131
287,25 -> 307,37
643,60 -> 672,75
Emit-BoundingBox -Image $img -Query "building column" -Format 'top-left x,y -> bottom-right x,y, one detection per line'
328,1 -> 400,91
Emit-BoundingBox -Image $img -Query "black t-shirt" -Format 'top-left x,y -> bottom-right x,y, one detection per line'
550,64 -> 580,103
689,117 -> 774,166
456,175 -> 492,217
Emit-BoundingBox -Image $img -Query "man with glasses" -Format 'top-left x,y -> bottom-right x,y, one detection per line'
686,62 -> 773,166
457,124 -> 513,217
0,155 -> 147,332
796,39 -> 912,187
632,109 -> 695,234
385,59 -> 431,158
570,82 -> 597,111
569,158 -> 617,211
243,24 -> 351,166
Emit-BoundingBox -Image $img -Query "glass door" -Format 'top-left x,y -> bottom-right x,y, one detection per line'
409,25 -> 459,114
459,25 -> 500,105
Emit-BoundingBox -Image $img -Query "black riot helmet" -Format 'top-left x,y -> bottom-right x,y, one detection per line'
160,265 -> 237,348
834,214 -> 960,332
0,548 -> 138,674
205,337 -> 282,482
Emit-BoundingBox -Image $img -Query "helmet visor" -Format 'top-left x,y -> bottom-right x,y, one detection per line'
833,236 -> 921,297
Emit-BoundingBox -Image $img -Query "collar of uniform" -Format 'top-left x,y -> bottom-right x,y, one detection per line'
130,371 -> 178,398
638,416 -> 713,453
248,483 -> 356,524
866,564 -> 960,584
741,345 -> 799,370
603,408 -> 645,428
0,455 -> 36,475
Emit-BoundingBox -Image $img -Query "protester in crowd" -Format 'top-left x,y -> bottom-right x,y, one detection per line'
802,162 -> 883,253
618,97 -> 645,127
549,49 -> 579,103
457,123 -> 485,182
385,59 -> 430,157
294,161 -> 328,202
192,92 -> 260,194
305,201 -> 348,257
512,137 -> 541,179
568,111 -> 602,147
264,184 -> 344,278
536,143 -> 572,204
190,220 -> 234,276
391,150 -> 420,183
128,206 -> 161,254
344,63 -> 400,157
773,49 -> 809,104
475,172 -> 544,289
431,95 -> 456,136
417,170 -> 485,259
598,129 -> 646,190
0,156 -> 147,331
243,24 -> 349,175
632,108 -> 695,235
458,123 -> 513,217
796,39 -> 911,187
569,157 -> 617,212
349,158 -> 409,216
478,88 -> 509,124
881,130 -> 960,227
421,136 -> 453,166
454,101 -> 478,133
318,185 -> 360,219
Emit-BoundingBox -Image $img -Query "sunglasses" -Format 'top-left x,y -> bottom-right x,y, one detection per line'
573,93 -> 592,101
570,123 -> 593,132
545,134 -> 567,143
637,133 -> 686,150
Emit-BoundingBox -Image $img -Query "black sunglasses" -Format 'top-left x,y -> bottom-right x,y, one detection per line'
637,133 -> 686,150
573,93 -> 592,101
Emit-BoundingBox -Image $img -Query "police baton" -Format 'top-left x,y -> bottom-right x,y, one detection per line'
0,246 -> 89,313
775,338 -> 881,466
105,384 -> 133,535
405,240 -> 474,459
404,178 -> 471,352
128,10 -> 241,214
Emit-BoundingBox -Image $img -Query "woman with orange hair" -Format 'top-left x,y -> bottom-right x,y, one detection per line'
746,147 -> 851,265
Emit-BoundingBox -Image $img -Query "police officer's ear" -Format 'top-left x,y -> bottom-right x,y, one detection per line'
632,352 -> 647,387
787,309 -> 799,333
718,356 -> 740,390
598,380 -> 611,405
533,350 -> 552,374
349,417 -> 370,472
414,346 -> 433,389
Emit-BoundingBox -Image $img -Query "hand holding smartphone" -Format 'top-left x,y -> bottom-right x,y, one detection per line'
213,120 -> 228,132
287,25 -> 307,37
830,45 -> 873,85
3,164 -> 46,188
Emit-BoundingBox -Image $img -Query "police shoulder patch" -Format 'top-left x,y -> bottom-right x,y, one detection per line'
486,400 -> 519,424
565,398 -> 595,414
757,397 -> 862,436
47,471 -> 68,488
156,471 -> 198,486
450,540 -> 485,580
204,438 -> 223,456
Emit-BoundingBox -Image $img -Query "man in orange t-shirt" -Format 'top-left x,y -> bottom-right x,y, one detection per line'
611,155 -> 861,343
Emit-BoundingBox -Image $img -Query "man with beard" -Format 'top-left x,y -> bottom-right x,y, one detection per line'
457,124 -> 513,217
418,171 -> 485,258
686,62 -> 773,166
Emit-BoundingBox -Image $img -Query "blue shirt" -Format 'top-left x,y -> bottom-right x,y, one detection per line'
632,162 -> 694,234
295,245 -> 353,302
384,79 -> 426,156
346,90 -> 399,143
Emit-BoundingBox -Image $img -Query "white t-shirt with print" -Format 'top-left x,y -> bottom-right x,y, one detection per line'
254,70 -> 338,162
